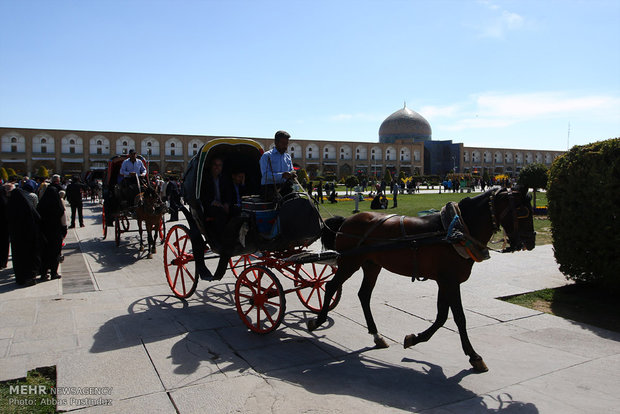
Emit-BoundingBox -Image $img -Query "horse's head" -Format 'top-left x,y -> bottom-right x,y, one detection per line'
490,186 -> 536,252
138,188 -> 167,216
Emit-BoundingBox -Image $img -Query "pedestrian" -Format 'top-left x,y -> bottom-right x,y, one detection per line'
66,177 -> 88,228
392,180 -> 399,208
7,186 -> 42,286
37,182 -> 67,280
0,183 -> 10,269
166,177 -> 182,222
317,180 -> 324,204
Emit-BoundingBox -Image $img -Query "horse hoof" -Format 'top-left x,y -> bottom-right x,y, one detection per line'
404,334 -> 418,349
147,253 -> 153,259
374,336 -> 389,349
307,319 -> 318,332
470,357 -> 489,373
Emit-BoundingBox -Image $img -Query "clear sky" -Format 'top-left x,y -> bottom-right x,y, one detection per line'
1,0 -> 618,151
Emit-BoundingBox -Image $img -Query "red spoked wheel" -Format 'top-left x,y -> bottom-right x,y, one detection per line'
293,263 -> 341,313
235,265 -> 285,334
164,224 -> 198,299
102,205 -> 107,239
229,253 -> 262,278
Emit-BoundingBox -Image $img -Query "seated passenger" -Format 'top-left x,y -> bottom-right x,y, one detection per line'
202,157 -> 228,235
328,190 -> 337,203
225,166 -> 247,217
259,130 -> 297,201
118,149 -> 147,207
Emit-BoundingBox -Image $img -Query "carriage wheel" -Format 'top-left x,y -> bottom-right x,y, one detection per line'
164,224 -> 198,299
293,263 -> 341,313
229,253 -> 261,278
102,205 -> 107,239
114,217 -> 121,247
158,217 -> 166,243
235,265 -> 285,334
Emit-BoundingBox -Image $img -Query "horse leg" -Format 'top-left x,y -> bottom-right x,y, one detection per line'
138,219 -> 144,252
358,261 -> 388,349
308,264 -> 357,331
450,286 -> 488,372
151,224 -> 157,254
404,281 -> 451,349
146,225 -> 154,259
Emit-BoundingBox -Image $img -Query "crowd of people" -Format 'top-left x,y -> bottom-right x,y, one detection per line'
0,174 -> 76,286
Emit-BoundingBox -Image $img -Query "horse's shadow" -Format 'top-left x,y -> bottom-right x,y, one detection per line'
88,283 -> 538,413
78,234 -> 148,272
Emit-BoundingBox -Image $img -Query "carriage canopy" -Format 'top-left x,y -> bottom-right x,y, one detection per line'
184,138 -> 264,208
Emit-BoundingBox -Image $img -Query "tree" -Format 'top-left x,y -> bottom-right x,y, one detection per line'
344,175 -> 359,195
36,165 -> 50,178
384,168 -> 393,183
0,167 -> 8,182
6,168 -> 17,179
297,168 -> 309,185
517,163 -> 548,208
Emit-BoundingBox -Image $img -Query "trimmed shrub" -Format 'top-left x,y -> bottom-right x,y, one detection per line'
547,138 -> 620,290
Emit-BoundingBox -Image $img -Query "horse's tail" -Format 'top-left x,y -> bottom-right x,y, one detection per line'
321,216 -> 346,250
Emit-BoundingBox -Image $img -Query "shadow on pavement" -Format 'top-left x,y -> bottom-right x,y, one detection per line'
87,286 -> 538,413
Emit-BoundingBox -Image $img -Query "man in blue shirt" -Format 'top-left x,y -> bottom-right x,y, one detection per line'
259,130 -> 296,199
118,149 -> 147,207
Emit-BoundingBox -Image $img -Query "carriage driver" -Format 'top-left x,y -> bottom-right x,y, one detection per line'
118,149 -> 147,207
259,130 -> 296,200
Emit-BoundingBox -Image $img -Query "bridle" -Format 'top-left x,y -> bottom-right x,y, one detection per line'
488,187 -> 531,252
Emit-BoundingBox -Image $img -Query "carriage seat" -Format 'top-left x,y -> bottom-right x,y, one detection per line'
440,202 -> 490,262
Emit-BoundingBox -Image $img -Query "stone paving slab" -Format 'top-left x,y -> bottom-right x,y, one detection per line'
0,203 -> 618,413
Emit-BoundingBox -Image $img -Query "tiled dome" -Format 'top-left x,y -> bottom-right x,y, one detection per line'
379,104 -> 432,143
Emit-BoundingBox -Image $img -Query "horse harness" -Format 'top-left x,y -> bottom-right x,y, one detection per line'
334,188 -> 527,281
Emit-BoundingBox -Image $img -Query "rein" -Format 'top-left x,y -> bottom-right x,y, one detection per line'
324,187 -> 525,257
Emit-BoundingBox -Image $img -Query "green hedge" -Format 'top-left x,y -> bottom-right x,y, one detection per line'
547,138 -> 620,290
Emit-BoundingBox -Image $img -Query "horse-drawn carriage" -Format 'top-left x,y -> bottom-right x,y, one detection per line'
162,137 -> 537,372
102,155 -> 166,249
163,138 -> 341,333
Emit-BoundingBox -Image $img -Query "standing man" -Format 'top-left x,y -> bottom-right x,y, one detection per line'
259,130 -> 296,200
66,177 -> 88,228
166,177 -> 182,222
392,180 -> 399,208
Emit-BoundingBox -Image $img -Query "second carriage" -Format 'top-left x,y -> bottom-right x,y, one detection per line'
163,138 -> 341,333
102,154 -> 166,246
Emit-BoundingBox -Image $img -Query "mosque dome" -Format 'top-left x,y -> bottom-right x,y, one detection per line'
378,104 -> 432,143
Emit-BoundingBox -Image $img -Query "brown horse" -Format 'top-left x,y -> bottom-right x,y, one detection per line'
308,186 -> 535,372
135,187 -> 167,259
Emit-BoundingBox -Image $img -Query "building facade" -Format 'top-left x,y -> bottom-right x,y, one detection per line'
0,105 -> 565,180
0,127 -> 425,179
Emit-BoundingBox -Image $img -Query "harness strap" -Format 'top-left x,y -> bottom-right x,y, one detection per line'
356,214 -> 398,247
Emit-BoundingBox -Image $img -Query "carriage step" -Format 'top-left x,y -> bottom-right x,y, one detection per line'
283,251 -> 339,265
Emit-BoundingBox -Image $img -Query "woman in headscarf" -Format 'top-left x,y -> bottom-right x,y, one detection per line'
7,186 -> 42,286
37,182 -> 67,280
0,183 -> 10,269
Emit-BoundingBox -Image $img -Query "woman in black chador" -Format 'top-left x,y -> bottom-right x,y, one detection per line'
8,187 -> 42,286
37,184 -> 67,280
0,185 -> 10,269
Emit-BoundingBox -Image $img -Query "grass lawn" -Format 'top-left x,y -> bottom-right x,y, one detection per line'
316,191 -> 552,246
0,367 -> 56,413
501,284 -> 620,333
